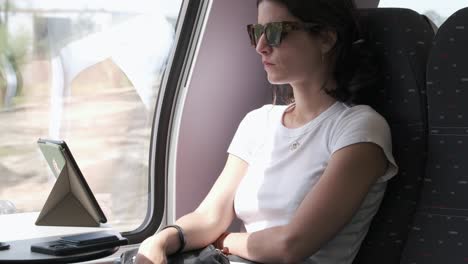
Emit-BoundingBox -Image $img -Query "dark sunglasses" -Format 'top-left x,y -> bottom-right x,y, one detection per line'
246,21 -> 321,47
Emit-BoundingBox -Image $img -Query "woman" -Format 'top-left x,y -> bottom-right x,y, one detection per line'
137,0 -> 398,263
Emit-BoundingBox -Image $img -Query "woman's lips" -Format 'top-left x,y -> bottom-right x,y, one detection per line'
263,61 -> 275,68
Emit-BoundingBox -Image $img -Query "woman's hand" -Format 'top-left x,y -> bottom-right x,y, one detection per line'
135,236 -> 167,264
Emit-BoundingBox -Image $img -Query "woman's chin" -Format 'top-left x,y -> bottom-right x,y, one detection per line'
267,75 -> 287,85
267,72 -> 285,85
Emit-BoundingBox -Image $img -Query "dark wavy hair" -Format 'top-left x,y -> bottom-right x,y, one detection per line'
257,0 -> 380,106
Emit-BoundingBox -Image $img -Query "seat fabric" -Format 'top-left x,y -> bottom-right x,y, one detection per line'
401,7 -> 468,264
352,8 -> 433,264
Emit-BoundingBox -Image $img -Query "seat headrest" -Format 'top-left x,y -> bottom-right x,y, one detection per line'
426,7 -> 468,128
357,8 -> 434,124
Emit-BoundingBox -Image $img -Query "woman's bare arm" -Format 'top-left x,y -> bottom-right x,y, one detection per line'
222,142 -> 388,264
138,154 -> 248,260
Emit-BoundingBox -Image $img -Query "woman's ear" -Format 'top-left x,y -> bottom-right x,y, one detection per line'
320,30 -> 337,54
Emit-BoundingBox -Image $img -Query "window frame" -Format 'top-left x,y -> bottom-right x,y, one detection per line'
121,0 -> 212,244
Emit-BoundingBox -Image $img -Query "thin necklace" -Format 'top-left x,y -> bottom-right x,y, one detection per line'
289,131 -> 310,151
290,140 -> 301,151
284,101 -> 336,151
283,105 -> 307,151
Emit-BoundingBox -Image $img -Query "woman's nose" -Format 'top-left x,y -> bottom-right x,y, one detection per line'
255,34 -> 272,55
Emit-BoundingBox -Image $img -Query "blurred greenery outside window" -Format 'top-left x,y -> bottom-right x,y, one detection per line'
0,0 -> 182,232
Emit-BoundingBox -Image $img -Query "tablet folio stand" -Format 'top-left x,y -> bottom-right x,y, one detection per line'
36,158 -> 102,227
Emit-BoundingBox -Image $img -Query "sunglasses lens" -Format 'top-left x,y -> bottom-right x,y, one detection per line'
247,25 -> 256,46
253,25 -> 264,46
247,22 -> 285,47
247,24 -> 263,46
265,22 -> 282,47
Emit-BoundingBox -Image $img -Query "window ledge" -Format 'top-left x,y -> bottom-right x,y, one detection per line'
0,212 -> 112,242
0,212 -> 132,263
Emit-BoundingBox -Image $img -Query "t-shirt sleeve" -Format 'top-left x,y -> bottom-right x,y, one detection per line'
227,108 -> 262,164
330,106 -> 398,183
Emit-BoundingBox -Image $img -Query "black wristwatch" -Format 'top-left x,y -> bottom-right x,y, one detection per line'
161,225 -> 186,255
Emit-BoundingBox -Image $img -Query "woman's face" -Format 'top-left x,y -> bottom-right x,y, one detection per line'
256,1 -> 328,86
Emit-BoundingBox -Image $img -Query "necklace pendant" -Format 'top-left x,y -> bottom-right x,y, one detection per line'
290,141 -> 300,151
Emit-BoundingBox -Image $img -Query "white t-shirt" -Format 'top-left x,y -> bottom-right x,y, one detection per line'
227,102 -> 398,264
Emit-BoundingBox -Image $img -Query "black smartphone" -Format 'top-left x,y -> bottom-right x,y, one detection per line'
0,242 -> 10,250
59,231 -> 119,245
30,232 -> 128,256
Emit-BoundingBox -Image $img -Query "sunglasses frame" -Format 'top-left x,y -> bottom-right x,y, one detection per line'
246,21 -> 321,47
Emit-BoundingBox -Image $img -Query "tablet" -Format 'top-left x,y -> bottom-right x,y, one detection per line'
36,138 -> 107,227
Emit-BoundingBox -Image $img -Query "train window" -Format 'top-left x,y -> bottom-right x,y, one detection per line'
0,0 -> 183,234
379,0 -> 468,27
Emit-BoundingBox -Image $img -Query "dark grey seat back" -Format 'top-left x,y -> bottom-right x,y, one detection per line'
402,7 -> 468,264
352,8 -> 433,264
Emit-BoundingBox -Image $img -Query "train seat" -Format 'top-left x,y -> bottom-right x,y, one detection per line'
352,8 -> 434,264
401,7 -> 468,264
